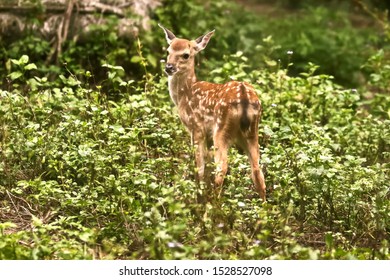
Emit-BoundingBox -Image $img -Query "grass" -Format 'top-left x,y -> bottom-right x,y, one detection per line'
0,51 -> 388,259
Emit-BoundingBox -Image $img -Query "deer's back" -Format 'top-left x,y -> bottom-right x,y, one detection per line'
182,80 -> 261,139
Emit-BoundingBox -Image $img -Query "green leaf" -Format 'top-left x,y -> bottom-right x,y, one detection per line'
19,55 -> 29,65
237,201 -> 246,207
8,71 -> 23,81
79,230 -> 94,243
147,54 -> 157,68
108,71 -> 116,80
10,59 -> 20,66
102,64 -> 124,71
24,63 -> 37,70
110,125 -> 125,134
136,191 -> 146,199
5,59 -> 11,71
265,59 -> 277,67
0,222 -> 17,232
130,56 -> 142,63
325,232 -> 333,249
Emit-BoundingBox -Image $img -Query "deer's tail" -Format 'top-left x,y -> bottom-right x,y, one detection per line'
238,83 -> 260,134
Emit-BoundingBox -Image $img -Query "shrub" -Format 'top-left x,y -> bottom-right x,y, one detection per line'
0,0 -> 388,260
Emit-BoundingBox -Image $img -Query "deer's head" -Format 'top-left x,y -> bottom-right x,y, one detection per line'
159,24 -> 215,76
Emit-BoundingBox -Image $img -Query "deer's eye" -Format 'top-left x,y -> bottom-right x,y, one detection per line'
182,53 -> 190,59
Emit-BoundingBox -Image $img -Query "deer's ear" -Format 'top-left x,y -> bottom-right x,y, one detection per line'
194,30 -> 215,52
158,23 -> 176,45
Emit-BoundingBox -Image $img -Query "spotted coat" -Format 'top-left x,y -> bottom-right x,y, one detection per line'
159,24 -> 266,201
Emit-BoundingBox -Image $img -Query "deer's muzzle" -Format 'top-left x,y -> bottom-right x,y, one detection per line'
165,63 -> 177,76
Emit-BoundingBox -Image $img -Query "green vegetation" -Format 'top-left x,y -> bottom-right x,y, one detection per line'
0,0 -> 389,259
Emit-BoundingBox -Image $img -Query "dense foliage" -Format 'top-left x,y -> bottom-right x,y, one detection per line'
0,0 -> 389,259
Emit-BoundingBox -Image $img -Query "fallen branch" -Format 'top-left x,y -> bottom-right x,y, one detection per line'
0,1 -> 126,17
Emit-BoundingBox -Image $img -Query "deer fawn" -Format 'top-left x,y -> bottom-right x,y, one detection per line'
159,24 -> 266,201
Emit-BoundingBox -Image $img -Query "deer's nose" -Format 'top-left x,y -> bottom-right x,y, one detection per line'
165,63 -> 176,75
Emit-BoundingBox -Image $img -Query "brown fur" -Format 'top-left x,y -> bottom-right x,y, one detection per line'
159,24 -> 266,201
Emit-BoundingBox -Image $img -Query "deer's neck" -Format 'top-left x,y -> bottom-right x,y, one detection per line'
168,70 -> 197,106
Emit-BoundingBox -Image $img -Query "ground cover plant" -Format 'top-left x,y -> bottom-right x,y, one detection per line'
0,0 -> 389,259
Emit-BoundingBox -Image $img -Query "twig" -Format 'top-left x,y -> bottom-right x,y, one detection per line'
6,189 -> 37,213
56,0 -> 75,63
354,0 -> 389,30
5,190 -> 23,220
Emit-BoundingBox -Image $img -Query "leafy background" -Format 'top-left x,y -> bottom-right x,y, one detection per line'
0,0 -> 389,259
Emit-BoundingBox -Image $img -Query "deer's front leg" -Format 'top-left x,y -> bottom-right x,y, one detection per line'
191,131 -> 207,182
213,130 -> 230,196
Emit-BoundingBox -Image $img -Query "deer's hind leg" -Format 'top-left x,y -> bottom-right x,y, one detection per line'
242,134 -> 266,201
